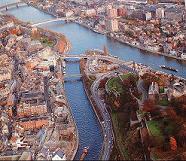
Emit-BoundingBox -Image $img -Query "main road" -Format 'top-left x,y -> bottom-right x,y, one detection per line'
91,72 -> 115,160
89,54 -> 138,159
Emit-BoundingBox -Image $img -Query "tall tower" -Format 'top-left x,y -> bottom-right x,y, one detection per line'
103,45 -> 109,56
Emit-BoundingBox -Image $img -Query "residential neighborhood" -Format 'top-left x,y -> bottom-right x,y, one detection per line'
0,14 -> 78,160
27,0 -> 186,60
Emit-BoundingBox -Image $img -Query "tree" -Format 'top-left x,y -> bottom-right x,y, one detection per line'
142,99 -> 156,113
176,128 -> 186,147
171,95 -> 186,117
169,136 -> 177,151
165,108 -> 178,120
57,39 -> 65,53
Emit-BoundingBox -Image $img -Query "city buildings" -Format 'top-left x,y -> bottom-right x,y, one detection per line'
1,0 -> 186,160
156,7 -> 165,19
106,7 -> 118,18
164,6 -> 184,22
148,81 -> 159,101
85,9 -> 97,17
0,14 -> 77,160
105,18 -> 119,32
26,0 -> 186,61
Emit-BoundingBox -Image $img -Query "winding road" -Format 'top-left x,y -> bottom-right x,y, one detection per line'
89,54 -> 140,159
90,71 -> 115,160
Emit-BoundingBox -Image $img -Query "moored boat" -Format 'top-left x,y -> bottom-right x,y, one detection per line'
160,65 -> 178,72
80,147 -> 89,160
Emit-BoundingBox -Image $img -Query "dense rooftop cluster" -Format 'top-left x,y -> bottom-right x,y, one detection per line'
29,0 -> 186,60
0,14 -> 77,160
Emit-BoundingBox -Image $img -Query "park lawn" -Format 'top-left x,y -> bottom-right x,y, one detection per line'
147,119 -> 180,145
107,73 -> 136,94
107,77 -> 124,94
147,120 -> 164,142
159,99 -> 169,106
40,37 -> 55,47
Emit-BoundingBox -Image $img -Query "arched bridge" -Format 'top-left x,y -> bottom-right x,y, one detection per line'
31,17 -> 78,27
0,1 -> 28,11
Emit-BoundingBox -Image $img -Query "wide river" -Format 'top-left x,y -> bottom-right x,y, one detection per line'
1,2 -> 186,160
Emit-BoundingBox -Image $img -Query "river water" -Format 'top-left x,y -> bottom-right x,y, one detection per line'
0,0 -> 18,6
1,2 -> 186,160
5,6 -> 186,78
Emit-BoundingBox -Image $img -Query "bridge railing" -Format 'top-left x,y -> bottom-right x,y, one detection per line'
31,17 -> 77,27
64,74 -> 82,78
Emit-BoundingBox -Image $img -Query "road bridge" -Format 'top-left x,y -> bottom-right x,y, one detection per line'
64,74 -> 82,82
64,74 -> 82,78
31,17 -> 78,27
0,1 -> 28,11
64,59 -> 80,63
62,54 -> 87,59
64,79 -> 82,83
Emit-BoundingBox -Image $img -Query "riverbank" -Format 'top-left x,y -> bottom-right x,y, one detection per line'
108,35 -> 186,62
3,11 -> 71,54
74,20 -> 186,62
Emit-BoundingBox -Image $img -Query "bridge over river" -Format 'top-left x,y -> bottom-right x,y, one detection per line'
31,17 -> 78,27
64,74 -> 82,82
0,1 -> 28,11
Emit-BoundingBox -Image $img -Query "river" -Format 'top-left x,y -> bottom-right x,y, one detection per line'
65,63 -> 103,160
0,0 -> 18,6
5,6 -> 186,78
1,2 -> 186,160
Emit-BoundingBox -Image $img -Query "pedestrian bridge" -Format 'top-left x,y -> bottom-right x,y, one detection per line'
0,1 -> 28,11
31,17 -> 78,27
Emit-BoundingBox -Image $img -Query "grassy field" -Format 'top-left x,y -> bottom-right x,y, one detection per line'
147,118 -> 180,145
40,37 -> 55,47
147,120 -> 164,145
107,73 -> 135,94
147,120 -> 163,137
107,77 -> 124,94
159,99 -> 169,106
